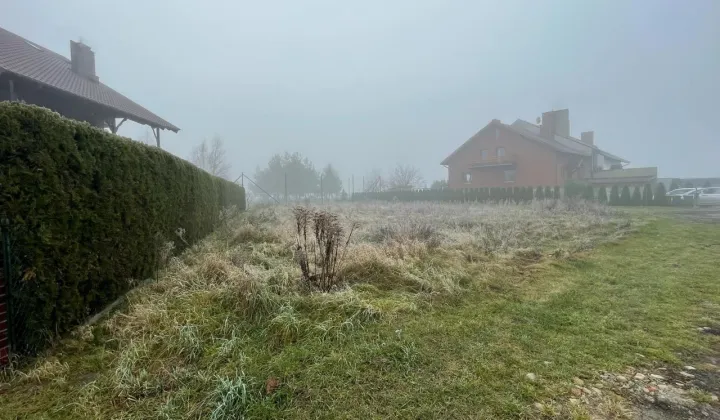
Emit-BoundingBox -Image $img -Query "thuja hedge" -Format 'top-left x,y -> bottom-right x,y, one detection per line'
353,186 -> 549,203
353,183 -> 676,207
0,103 -> 245,353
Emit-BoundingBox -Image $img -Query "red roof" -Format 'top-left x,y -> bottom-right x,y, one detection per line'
0,27 -> 179,132
441,119 -> 627,166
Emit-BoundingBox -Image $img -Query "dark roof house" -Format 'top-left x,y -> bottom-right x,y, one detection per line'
0,26 -> 178,146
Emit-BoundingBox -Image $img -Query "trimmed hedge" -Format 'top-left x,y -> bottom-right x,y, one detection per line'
352,183 -> 687,208
0,103 -> 245,353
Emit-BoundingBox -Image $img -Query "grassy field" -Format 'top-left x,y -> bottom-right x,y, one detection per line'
1,201 -> 719,419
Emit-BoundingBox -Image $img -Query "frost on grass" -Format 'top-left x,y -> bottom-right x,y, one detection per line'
209,375 -> 254,420
3,200 -> 630,418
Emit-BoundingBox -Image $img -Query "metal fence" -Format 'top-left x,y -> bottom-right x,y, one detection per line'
0,217 -> 11,366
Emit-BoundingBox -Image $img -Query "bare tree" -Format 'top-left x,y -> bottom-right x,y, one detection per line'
190,135 -> 231,179
430,179 -> 448,190
137,128 -> 154,145
388,164 -> 424,191
363,168 -> 386,192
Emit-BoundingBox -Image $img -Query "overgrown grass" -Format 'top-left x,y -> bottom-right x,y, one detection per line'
2,201 -> 719,419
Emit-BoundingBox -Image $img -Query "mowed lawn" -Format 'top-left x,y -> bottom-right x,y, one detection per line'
1,207 -> 719,419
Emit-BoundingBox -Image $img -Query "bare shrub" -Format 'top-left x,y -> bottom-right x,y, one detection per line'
231,224 -> 279,246
246,206 -> 278,226
370,220 -> 440,247
388,164 -> 424,191
292,206 -> 357,292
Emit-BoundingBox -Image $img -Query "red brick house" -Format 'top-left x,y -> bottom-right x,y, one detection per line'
441,109 -> 656,189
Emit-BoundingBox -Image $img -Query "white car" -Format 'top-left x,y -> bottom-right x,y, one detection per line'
666,188 -> 701,202
697,187 -> 720,206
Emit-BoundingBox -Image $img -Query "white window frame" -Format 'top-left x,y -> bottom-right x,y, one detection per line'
463,172 -> 472,184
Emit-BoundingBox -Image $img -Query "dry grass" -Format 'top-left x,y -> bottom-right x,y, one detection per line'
0,199 -> 639,419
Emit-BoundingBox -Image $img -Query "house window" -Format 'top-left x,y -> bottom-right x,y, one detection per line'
463,172 -> 472,184
481,149 -> 488,160
504,169 -> 516,183
497,147 -> 505,158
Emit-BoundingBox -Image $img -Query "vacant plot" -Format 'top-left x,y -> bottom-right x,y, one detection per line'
1,201 -> 719,419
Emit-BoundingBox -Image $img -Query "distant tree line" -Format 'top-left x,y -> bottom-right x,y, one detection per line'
362,165 -> 426,192
250,152 -> 343,200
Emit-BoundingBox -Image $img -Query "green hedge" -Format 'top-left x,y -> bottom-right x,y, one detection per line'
0,103 -> 245,353
352,183 -> 680,208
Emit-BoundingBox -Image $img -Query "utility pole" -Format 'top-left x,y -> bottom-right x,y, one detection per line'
362,176 -> 365,192
352,175 -> 354,196
320,174 -> 324,204
241,172 -> 245,210
284,172 -> 288,205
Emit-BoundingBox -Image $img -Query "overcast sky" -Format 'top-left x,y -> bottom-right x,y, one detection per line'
3,0 -> 719,185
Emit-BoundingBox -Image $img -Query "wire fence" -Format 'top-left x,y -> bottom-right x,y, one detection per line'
0,216 -> 12,366
234,172 -> 352,208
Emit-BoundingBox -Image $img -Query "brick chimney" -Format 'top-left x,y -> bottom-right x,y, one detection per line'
540,109 -> 570,139
70,41 -> 98,82
580,131 -> 594,146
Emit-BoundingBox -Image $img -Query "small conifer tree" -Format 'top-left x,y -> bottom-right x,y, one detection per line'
597,186 -> 608,203
610,185 -> 620,205
620,186 -> 632,205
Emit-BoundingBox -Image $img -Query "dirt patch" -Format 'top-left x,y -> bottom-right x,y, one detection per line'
534,360 -> 720,419
598,367 -> 720,419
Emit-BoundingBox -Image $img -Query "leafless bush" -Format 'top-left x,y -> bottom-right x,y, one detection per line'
388,164 -> 424,191
246,207 -> 278,226
292,207 -> 357,292
370,220 -> 441,248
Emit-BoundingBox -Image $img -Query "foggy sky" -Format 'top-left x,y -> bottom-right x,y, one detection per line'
3,0 -> 719,186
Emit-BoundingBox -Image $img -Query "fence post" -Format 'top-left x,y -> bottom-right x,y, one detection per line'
0,216 -> 11,366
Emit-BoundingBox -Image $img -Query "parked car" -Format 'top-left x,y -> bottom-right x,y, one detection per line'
666,188 -> 701,202
697,187 -> 720,206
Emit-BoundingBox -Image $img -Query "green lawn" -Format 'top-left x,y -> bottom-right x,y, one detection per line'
2,211 -> 720,419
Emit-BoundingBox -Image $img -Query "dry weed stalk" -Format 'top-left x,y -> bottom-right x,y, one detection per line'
292,206 -> 357,292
